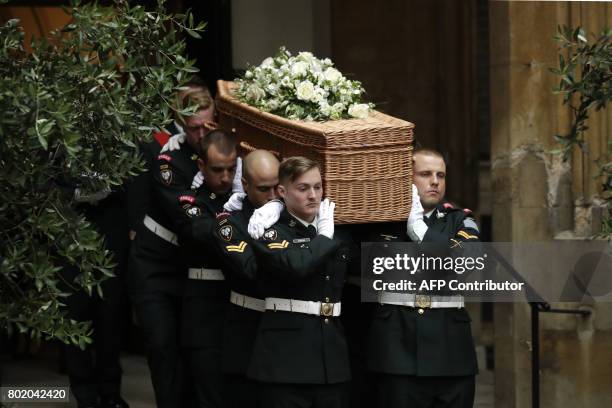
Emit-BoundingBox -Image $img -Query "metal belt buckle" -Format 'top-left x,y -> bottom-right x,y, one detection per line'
320,302 -> 334,317
415,295 -> 432,309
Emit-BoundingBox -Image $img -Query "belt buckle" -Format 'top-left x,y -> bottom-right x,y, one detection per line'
414,295 -> 431,309
320,302 -> 333,317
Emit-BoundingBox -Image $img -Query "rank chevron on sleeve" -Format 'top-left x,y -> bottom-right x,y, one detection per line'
226,241 -> 248,253
267,240 -> 289,249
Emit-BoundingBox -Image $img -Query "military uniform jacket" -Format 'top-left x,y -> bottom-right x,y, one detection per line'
173,182 -> 231,348
366,202 -> 480,377
246,210 -> 351,384
127,138 -> 199,295
212,199 -> 264,374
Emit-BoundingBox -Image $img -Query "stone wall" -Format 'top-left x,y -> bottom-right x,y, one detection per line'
490,1 -> 611,407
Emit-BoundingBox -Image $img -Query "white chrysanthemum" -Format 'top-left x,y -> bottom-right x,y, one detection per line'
331,102 -> 345,115
290,61 -> 309,78
319,100 -> 332,117
323,67 -> 342,83
280,76 -> 293,88
266,99 -> 280,111
266,84 -> 278,96
296,81 -> 315,101
348,103 -> 370,119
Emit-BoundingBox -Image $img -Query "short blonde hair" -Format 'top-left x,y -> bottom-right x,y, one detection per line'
175,86 -> 214,124
279,156 -> 320,184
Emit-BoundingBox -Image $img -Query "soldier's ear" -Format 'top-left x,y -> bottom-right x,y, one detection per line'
241,176 -> 248,191
197,158 -> 206,172
277,184 -> 287,199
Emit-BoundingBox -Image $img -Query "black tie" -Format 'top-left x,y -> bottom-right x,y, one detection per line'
307,225 -> 317,237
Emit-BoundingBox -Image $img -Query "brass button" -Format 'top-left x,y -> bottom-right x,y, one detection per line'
325,275 -> 330,281
418,308 -> 425,315
325,297 -> 330,302
321,303 -> 333,316
324,318 -> 329,324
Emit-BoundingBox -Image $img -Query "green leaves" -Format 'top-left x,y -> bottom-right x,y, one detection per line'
550,26 -> 611,160
0,0 -> 206,347
551,25 -> 611,239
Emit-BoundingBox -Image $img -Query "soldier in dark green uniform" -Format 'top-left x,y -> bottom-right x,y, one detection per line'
211,149 -> 280,408
366,148 -> 480,408
247,156 -> 351,408
172,129 -> 239,408
127,85 -> 216,408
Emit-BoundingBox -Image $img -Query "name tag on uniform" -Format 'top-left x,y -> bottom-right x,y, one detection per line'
293,238 -> 311,244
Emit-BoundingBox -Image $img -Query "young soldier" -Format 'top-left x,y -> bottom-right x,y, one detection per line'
367,148 -> 480,408
212,149 -> 281,408
247,156 -> 351,408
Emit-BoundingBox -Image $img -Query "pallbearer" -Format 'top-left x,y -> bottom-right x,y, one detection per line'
247,156 -> 351,408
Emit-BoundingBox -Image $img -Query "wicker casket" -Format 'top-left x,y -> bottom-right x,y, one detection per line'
216,80 -> 414,224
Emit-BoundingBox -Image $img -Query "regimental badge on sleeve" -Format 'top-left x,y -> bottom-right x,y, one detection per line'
185,205 -> 201,218
160,169 -> 173,185
263,228 -> 278,241
219,225 -> 233,241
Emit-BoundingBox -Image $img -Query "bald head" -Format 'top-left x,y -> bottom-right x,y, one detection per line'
242,150 -> 280,208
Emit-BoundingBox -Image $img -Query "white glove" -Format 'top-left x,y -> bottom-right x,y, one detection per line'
223,192 -> 246,212
160,132 -> 185,153
406,184 -> 428,242
232,157 -> 244,193
317,198 -> 335,239
248,199 -> 285,239
191,171 -> 204,190
74,186 -> 111,203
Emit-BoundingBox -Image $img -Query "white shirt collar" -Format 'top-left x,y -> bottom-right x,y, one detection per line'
290,212 -> 318,231
424,209 -> 435,219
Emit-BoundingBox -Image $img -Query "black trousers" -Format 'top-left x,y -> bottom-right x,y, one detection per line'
258,382 -> 350,408
63,280 -> 124,406
131,291 -> 183,408
224,374 -> 259,408
374,373 -> 475,408
181,292 -> 226,408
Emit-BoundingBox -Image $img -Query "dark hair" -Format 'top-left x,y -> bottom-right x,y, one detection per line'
279,156 -> 320,184
199,129 -> 237,162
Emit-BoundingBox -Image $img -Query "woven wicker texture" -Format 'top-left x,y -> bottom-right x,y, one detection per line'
216,80 -> 414,224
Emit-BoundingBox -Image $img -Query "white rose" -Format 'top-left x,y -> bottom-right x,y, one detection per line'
297,51 -> 315,63
245,84 -> 265,102
348,103 -> 370,119
296,81 -> 315,101
323,67 -> 342,83
261,57 -> 274,68
290,61 -> 309,78
244,70 -> 253,79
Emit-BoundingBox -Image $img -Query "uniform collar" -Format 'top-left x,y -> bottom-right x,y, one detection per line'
280,209 -> 318,233
292,213 -> 318,232
198,182 -> 230,202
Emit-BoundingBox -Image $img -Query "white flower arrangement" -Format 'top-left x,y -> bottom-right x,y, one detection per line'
235,47 -> 374,121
